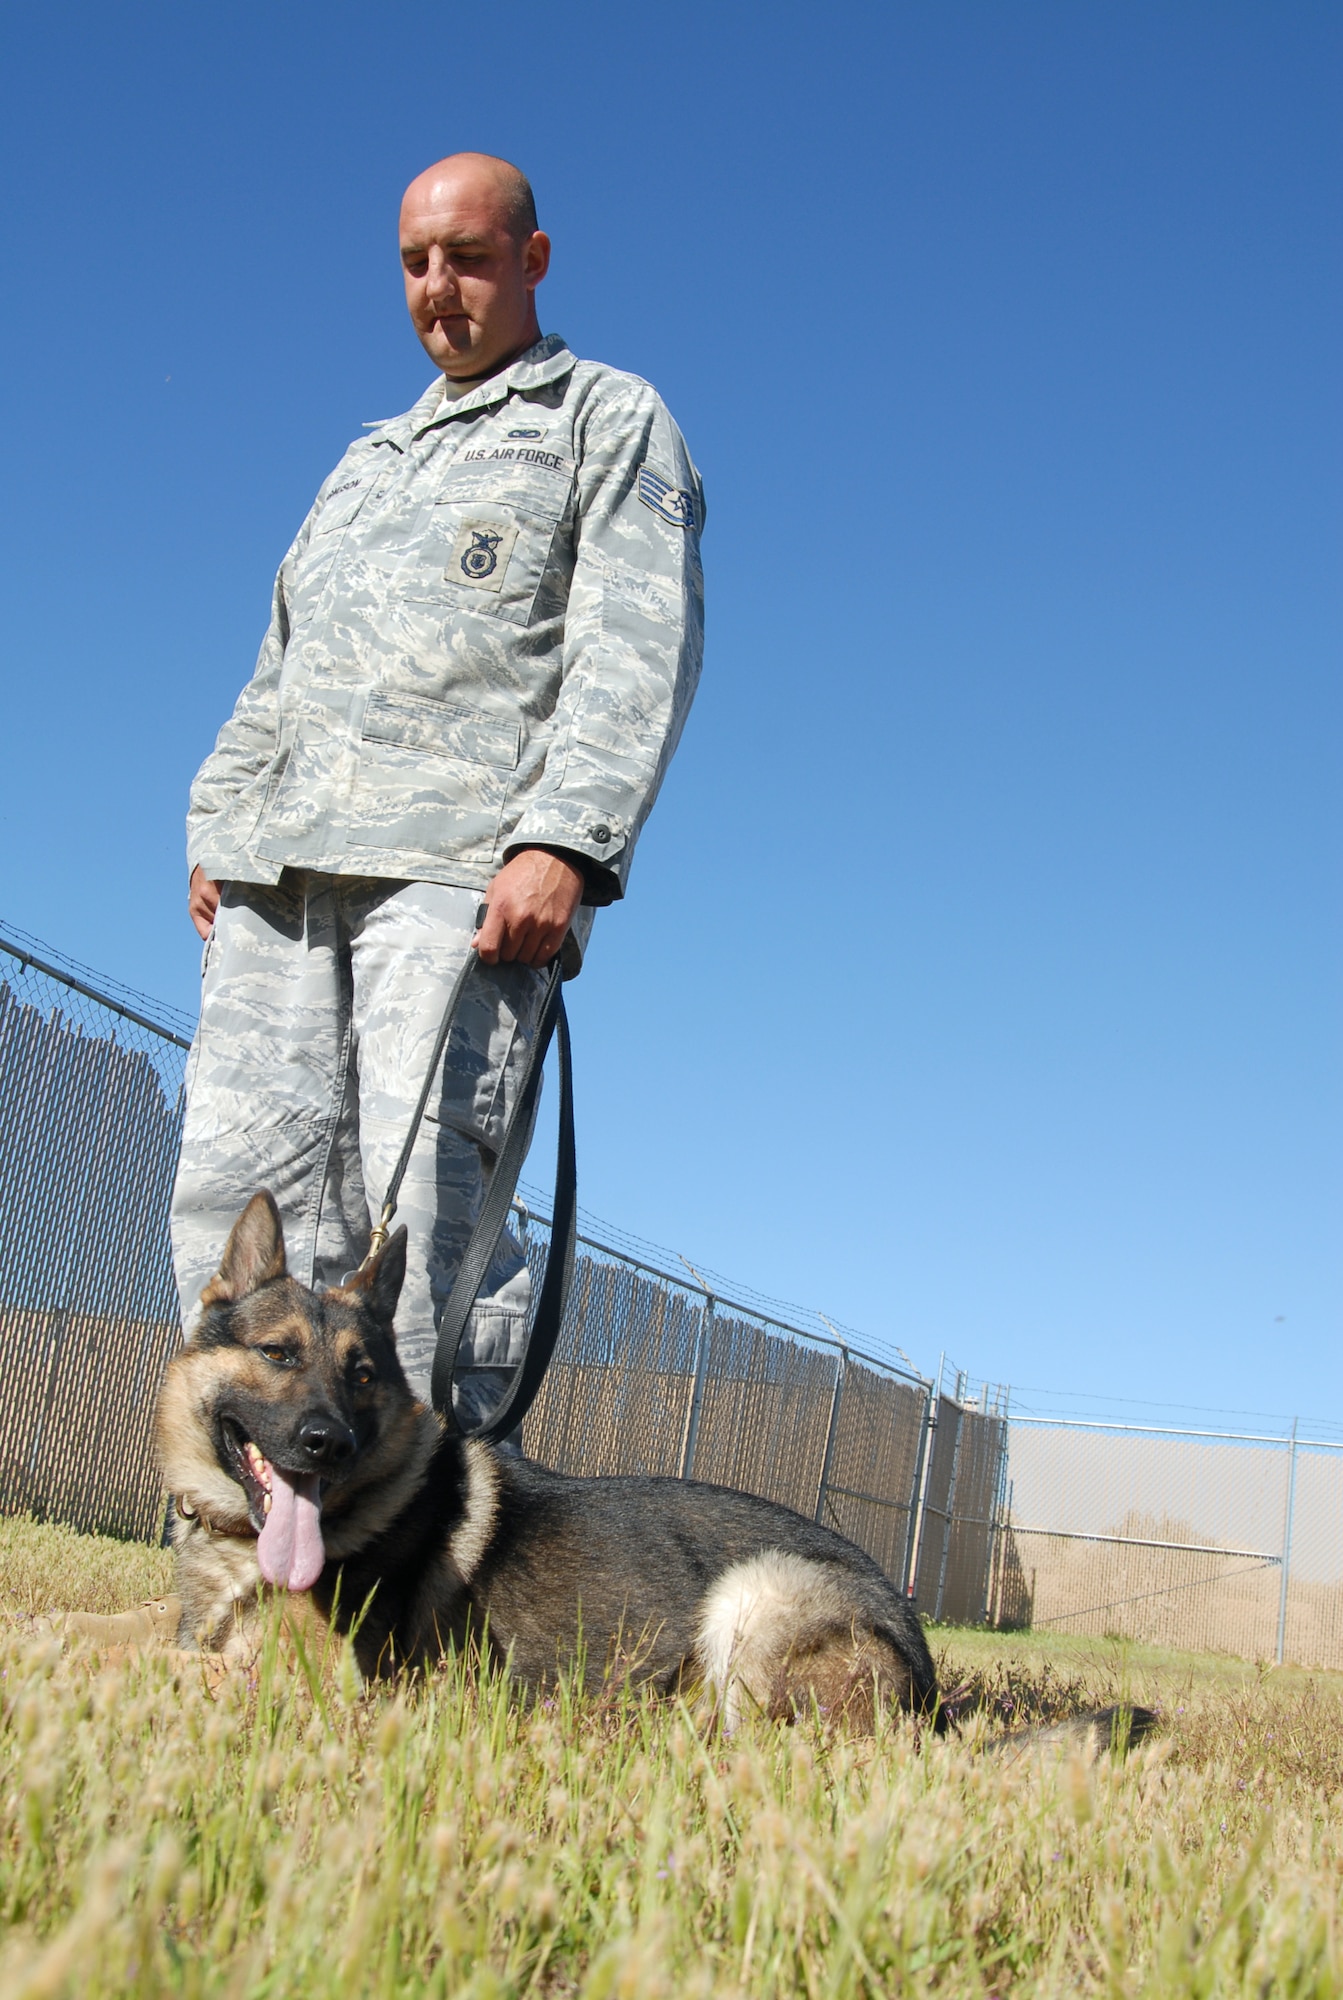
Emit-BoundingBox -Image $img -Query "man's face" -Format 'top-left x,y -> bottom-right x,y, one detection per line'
400,167 -> 550,380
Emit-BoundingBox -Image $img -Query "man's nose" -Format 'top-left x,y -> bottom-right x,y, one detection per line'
425,249 -> 458,304
296,1414 -> 356,1470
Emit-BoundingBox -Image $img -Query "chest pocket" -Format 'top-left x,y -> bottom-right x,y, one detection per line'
292,470 -> 381,604
310,473 -> 376,538
409,460 -> 573,628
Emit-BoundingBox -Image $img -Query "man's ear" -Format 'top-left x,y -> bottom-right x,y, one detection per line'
342,1226 -> 409,1330
199,1192 -> 288,1307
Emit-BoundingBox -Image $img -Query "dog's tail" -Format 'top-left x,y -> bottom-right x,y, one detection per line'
984,1702 -> 1158,1761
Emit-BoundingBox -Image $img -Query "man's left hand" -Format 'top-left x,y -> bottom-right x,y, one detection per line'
474,849 -> 584,967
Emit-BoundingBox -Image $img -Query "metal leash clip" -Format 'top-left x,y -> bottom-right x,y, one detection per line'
360,1204 -> 396,1270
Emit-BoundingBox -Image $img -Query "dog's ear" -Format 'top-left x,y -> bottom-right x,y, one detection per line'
200,1191 -> 288,1307
342,1225 -> 408,1330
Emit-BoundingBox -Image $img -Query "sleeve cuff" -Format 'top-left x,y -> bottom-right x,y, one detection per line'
502,840 -> 623,907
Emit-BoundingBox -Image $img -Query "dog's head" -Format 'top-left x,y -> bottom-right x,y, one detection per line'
155,1192 -> 422,1590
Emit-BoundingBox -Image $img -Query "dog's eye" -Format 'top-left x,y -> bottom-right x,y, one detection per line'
353,1364 -> 375,1388
258,1345 -> 293,1368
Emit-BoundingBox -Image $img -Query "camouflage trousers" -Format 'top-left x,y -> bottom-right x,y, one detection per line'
169,872 -> 586,1424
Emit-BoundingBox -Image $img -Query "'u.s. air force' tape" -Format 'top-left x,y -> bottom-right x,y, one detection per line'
637,465 -> 695,528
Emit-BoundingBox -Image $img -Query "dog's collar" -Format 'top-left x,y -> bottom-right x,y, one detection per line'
173,1494 -> 254,1541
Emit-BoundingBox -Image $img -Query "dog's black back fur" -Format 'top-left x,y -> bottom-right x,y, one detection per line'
314,1439 -> 940,1714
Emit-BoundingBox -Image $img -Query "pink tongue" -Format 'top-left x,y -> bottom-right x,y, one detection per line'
255,1462 -> 325,1590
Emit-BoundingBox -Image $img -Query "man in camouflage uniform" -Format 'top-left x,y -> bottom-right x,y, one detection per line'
171,153 -> 704,1421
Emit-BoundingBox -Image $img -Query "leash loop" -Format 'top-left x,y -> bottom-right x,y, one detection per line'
361,942 -> 578,1444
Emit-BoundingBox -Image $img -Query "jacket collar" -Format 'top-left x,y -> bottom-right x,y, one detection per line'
367,335 -> 576,449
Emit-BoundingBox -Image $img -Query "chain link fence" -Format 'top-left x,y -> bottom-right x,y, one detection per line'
0,928 -> 191,1541
913,1387 -> 1010,1624
0,922 -> 1006,1614
510,1211 -> 978,1597
995,1416 -> 1343,1670
12,920 -> 1337,1667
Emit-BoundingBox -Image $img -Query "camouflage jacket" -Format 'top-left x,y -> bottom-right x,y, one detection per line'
186,335 -> 704,905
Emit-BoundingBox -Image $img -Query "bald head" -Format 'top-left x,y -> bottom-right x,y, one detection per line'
401,153 -> 538,244
399,153 -> 550,381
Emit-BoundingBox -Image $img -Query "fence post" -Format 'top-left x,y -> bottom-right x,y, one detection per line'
988,1475 -> 1014,1627
813,1346 -> 847,1524
1275,1416 -> 1299,1666
905,1375 -> 940,1597
933,1400 -> 966,1622
677,1293 -> 714,1481
980,1402 -> 1011,1627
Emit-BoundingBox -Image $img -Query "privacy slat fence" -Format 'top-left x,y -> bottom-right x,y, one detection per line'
0,923 -> 1008,1615
0,945 -> 190,1543
914,1394 -> 1010,1624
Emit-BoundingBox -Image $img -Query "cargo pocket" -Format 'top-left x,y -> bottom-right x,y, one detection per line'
349,689 -> 521,864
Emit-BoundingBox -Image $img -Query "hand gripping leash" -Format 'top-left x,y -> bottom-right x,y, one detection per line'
361,942 -> 577,1444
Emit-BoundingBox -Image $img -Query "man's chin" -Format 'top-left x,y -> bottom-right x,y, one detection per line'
418,322 -> 478,372
427,324 -> 539,385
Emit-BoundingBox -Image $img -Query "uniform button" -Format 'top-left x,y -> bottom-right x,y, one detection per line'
591,826 -> 611,845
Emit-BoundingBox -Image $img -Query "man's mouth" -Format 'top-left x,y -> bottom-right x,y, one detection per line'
221,1421 -> 327,1591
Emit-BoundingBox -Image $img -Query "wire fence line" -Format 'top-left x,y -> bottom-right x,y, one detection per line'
4,919 -> 1342,1669
0,923 -> 1006,1616
994,1415 -> 1343,1670
0,930 -> 190,1542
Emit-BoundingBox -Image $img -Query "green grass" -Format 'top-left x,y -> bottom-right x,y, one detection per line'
0,1512 -> 174,1617
3,1515 -> 1343,1997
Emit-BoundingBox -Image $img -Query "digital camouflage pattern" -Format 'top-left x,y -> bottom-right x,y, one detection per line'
169,875 -> 591,1419
186,335 -> 705,906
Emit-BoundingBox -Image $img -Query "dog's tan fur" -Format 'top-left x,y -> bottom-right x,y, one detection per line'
694,1551 -> 915,1727
155,1198 -> 441,1656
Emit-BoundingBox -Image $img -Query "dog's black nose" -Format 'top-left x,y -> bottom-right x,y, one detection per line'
296,1416 -> 356,1469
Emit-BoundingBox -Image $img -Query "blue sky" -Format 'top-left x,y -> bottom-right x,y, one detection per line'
0,3 -> 1337,1419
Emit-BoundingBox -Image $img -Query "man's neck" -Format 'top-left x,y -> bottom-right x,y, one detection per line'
442,326 -> 543,392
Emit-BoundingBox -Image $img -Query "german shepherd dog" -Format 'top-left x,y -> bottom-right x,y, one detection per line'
156,1194 -> 1151,1749
157,1193 -> 941,1724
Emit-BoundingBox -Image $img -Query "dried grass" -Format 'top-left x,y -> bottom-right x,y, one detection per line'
1,1517 -> 1341,1996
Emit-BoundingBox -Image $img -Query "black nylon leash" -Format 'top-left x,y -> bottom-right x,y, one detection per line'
361,943 -> 577,1444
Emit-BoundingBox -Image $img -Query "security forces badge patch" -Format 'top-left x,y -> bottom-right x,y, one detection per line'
448,517 -> 520,592
637,465 -> 695,529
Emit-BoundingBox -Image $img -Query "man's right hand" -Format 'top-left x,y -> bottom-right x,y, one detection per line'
188,866 -> 221,941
